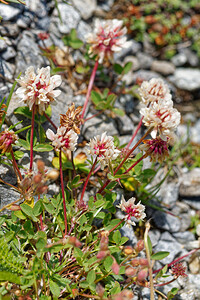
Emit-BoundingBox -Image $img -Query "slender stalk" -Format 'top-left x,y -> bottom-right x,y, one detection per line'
154,289 -> 167,299
109,219 -> 124,234
81,60 -> 99,119
0,178 -> 21,192
154,278 -> 176,287
29,103 -> 36,172
79,158 -> 97,204
97,127 -> 153,195
10,148 -> 23,181
144,221 -> 154,300
84,110 -> 104,122
0,195 -> 23,212
59,150 -> 68,236
126,116 -> 144,149
43,112 -> 57,130
124,153 -> 147,174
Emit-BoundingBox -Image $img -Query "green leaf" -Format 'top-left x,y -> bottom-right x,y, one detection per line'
120,236 -> 129,245
49,280 -> 60,298
24,219 -> 34,238
151,251 -> 170,260
86,270 -> 96,284
14,210 -> 27,220
104,256 -> 113,272
26,129 -> 37,146
123,62 -> 133,74
113,230 -> 121,245
112,108 -> 125,116
33,200 -> 43,216
13,150 -> 24,160
167,287 -> 179,299
147,236 -> 152,255
0,271 -> 21,284
14,106 -> 32,120
155,264 -> 168,279
62,29 -> 83,49
16,139 -> 30,150
20,204 -> 38,222
91,91 -> 102,106
38,124 -> 46,143
114,63 -> 123,74
33,144 -> 53,152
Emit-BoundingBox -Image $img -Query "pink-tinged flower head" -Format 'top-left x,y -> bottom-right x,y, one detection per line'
16,66 -> 62,114
46,127 -> 78,152
0,129 -> 17,154
117,196 -> 146,227
139,78 -> 172,106
140,100 -> 181,140
171,262 -> 187,278
86,19 -> 131,63
139,136 -> 169,163
87,132 -> 120,169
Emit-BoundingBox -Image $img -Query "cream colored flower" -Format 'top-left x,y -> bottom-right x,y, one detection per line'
87,132 -> 120,169
16,66 -> 62,114
46,127 -> 78,152
139,78 -> 172,106
86,19 -> 131,63
117,196 -> 146,227
140,100 -> 181,140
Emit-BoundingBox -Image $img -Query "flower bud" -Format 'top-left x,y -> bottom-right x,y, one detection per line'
137,268 -> 148,282
96,284 -> 105,298
37,160 -> 45,173
131,258 -> 140,267
139,258 -> 149,267
68,237 -> 82,248
112,260 -> 120,275
46,169 -> 59,181
36,185 -> 48,195
135,240 -> 144,252
97,250 -> 108,259
33,174 -> 42,184
124,246 -> 134,255
125,266 -> 137,277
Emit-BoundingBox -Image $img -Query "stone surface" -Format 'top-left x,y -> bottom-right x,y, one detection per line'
0,60 -> 15,80
56,4 -> 81,34
0,39 -> 7,52
72,0 -> 97,20
137,52 -> 153,69
151,60 -> 175,75
77,20 -> 92,41
119,225 -> 137,246
156,182 -> 179,208
169,68 -> 200,91
0,23 -> 20,37
1,46 -> 17,60
0,4 -> 22,21
171,52 -> 187,66
172,231 -> 195,245
179,168 -> 200,197
115,114 -> 134,135
0,185 -> 20,212
153,210 -> 181,232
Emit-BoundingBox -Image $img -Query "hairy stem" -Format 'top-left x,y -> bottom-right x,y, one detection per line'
144,221 -> 154,300
81,60 -> 99,119
30,103 -> 36,172
59,150 -> 68,236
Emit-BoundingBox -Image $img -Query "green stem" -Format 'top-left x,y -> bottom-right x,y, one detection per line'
144,221 -> 154,300
29,103 -> 36,172
59,150 -> 68,236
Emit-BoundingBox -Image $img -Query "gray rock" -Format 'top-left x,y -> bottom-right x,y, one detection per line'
0,185 -> 20,212
131,70 -> 161,84
0,165 -> 17,186
168,68 -> 200,91
15,31 -> 48,75
26,0 -> 48,18
141,288 -> 158,300
36,17 -> 50,31
83,115 -> 118,140
137,53 -> 153,69
77,20 -> 92,42
97,0 -> 114,11
116,114 -> 134,135
119,225 -> 137,246
151,60 -> 175,75
0,23 -> 20,37
171,52 -> 187,67
153,232 -> 183,264
1,46 -> 17,60
72,0 -> 97,20
56,4 -> 81,34
182,49 -> 199,67
0,39 -> 7,52
16,11 -> 34,29
0,60 -> 15,80
124,56 -> 140,71
156,182 -> 179,208
0,4 -> 22,21
153,210 -> 181,232
148,229 -> 161,247
179,168 -> 200,197
114,40 -> 138,61
172,231 -> 195,244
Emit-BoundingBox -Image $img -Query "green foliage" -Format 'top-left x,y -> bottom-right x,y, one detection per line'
62,29 -> 84,49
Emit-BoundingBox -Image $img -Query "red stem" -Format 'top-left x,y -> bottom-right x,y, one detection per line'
43,112 -> 57,130
29,103 -> 36,172
59,150 -> 68,236
80,158 -> 97,204
124,154 -> 147,174
81,60 -> 99,119
10,148 -> 23,181
97,127 -> 152,194
153,247 -> 200,274
84,110 -> 103,122
126,116 -> 144,149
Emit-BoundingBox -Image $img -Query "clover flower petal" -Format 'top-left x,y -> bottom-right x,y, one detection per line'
16,66 -> 62,114
86,19 -> 131,63
117,196 -> 146,227
139,136 -> 169,163
87,132 -> 120,169
0,129 -> 18,154
46,127 -> 78,152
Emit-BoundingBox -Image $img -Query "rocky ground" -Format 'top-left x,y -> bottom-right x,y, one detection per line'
0,0 -> 200,299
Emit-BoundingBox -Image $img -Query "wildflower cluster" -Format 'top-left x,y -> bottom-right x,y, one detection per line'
139,78 -> 181,162
0,129 -> 17,154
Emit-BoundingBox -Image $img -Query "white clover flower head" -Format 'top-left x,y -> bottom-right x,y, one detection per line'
87,131 -> 120,169
117,196 -> 146,227
140,100 -> 181,140
46,127 -> 78,152
139,78 -> 172,106
16,66 -> 62,114
86,19 -> 131,63
139,136 -> 169,163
